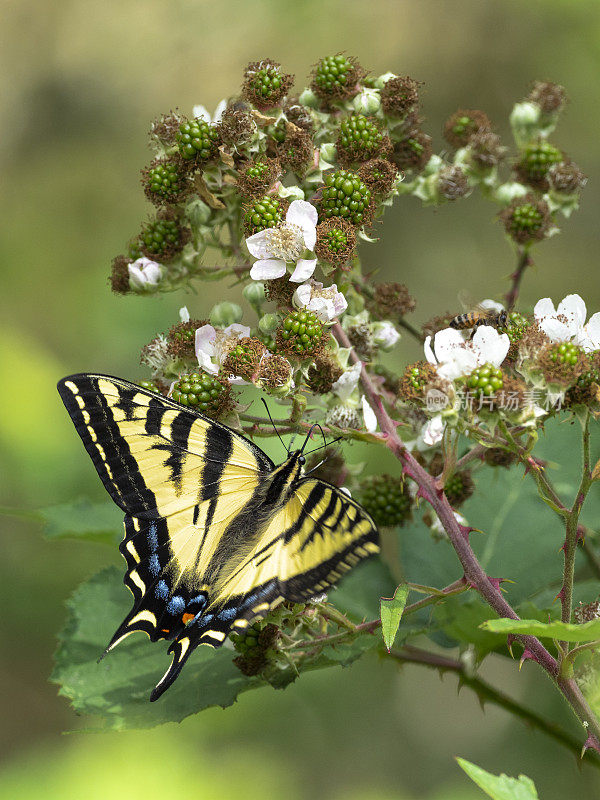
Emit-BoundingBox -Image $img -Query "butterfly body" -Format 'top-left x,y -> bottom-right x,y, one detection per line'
58,374 -> 379,700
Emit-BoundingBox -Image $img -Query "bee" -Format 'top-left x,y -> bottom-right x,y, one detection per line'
449,292 -> 508,332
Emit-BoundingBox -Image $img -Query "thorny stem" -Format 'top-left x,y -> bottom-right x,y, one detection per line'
331,321 -> 600,749
561,412 -> 592,638
504,247 -> 532,311
387,645 -> 600,769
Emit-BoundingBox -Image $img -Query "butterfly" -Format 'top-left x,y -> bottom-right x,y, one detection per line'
57,374 -> 380,701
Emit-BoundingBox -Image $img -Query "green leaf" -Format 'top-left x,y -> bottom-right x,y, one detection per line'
41,498 -> 122,545
456,758 -> 539,800
433,599 -> 508,660
52,567 -> 386,729
380,583 -> 410,651
480,617 -> 600,643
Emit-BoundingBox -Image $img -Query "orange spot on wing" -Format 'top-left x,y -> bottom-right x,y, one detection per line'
161,628 -> 170,634
182,613 -> 195,625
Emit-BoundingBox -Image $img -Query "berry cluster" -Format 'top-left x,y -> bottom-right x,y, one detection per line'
320,169 -> 372,226
143,159 -> 188,203
171,372 -> 228,414
312,54 -> 359,99
517,140 -> 563,184
176,118 -> 219,161
244,196 -> 286,235
549,342 -> 581,366
467,364 -> 504,396
140,216 -> 187,259
360,474 -> 412,528
500,196 -> 551,244
337,115 -> 389,163
277,311 -> 324,356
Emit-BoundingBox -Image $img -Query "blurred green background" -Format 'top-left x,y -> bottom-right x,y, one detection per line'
2,0 -> 600,797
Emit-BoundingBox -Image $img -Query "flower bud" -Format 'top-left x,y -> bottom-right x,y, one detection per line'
494,181 -> 529,205
210,301 -> 243,327
243,281 -> 266,312
276,184 -> 305,202
259,313 -> 281,334
186,197 -> 212,227
373,72 -> 397,90
372,321 -> 400,350
509,101 -> 542,148
299,88 -> 319,108
128,257 -> 164,292
352,88 -> 381,115
319,142 -> 337,163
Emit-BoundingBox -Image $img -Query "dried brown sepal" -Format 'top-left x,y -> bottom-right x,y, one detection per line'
398,361 -> 439,404
264,277 -> 295,309
483,447 -> 517,469
283,99 -> 314,133
537,343 -> 588,388
499,193 -> 552,245
374,282 -> 416,317
357,158 -> 398,196
310,55 -> 365,104
221,336 -> 267,382
438,166 -> 470,200
469,130 -> 506,168
236,157 -> 282,199
306,353 -> 343,395
110,255 -> 132,294
149,110 -> 183,149
275,124 -> 314,175
167,318 -> 208,359
548,159 -> 587,194
257,354 -> 293,390
527,81 -> 567,114
380,76 -> 421,117
141,154 -> 193,206
241,59 -> 294,110
496,375 -> 528,413
336,128 -> 392,169
217,104 -> 257,148
314,218 -> 357,270
348,323 -> 375,361
391,130 -> 432,173
517,320 -> 551,359
305,447 -> 347,486
443,109 -> 491,149
574,601 -> 600,624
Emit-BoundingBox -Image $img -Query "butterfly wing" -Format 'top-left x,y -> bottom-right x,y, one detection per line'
57,373 -> 274,649
151,476 -> 380,700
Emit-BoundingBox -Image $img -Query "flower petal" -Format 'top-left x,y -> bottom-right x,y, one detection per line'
534,297 -> 556,321
421,415 -> 445,447
293,283 -> 312,308
540,317 -> 572,342
246,229 -> 273,259
579,312 -> 600,352
361,396 -> 378,432
213,99 -> 227,124
471,326 -> 510,367
424,335 -> 436,365
249,259 -> 287,281
289,258 -> 317,283
557,294 -> 587,329
432,327 -> 467,361
332,363 -> 361,403
195,324 -> 218,374
179,306 -> 190,323
223,323 -> 251,339
192,104 -> 211,122
480,298 -> 505,312
286,200 -> 318,250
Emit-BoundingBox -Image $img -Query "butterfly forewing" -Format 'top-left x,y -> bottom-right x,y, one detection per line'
58,374 -> 380,701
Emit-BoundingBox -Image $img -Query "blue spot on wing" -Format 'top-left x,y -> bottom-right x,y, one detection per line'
167,595 -> 186,615
147,522 -> 158,552
218,607 -> 238,621
148,554 -> 161,577
155,580 -> 169,600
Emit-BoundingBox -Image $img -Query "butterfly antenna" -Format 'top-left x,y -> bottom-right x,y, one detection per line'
261,398 -> 288,454
301,433 -> 345,458
300,423 -> 329,456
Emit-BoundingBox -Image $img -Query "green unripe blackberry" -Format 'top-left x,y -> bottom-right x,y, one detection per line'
443,470 -> 475,508
277,310 -> 324,356
360,474 -> 411,528
336,114 -> 389,163
143,158 -> 189,204
140,216 -> 187,260
549,342 -> 581,366
171,372 -> 228,414
319,169 -> 372,226
575,366 -> 600,388
500,195 -> 551,244
139,380 -> 160,393
222,337 -> 266,381
242,60 -> 293,109
324,227 -> 348,253
467,363 -> 504,396
271,120 -> 287,144
127,239 -> 142,260
176,117 -> 219,161
243,195 -> 286,235
517,140 -> 562,183
311,55 -> 363,101
399,361 -> 438,403
443,109 -> 491,148
407,365 -> 427,391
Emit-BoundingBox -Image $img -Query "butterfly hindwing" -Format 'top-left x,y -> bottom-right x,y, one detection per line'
58,373 -> 380,701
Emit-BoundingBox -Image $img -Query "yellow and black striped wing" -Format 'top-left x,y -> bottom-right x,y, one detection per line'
57,373 -> 273,647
